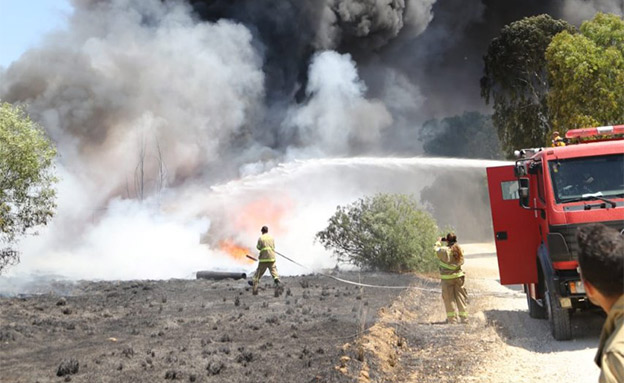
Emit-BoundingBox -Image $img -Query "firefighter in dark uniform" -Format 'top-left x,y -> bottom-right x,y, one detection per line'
251,226 -> 281,295
434,233 -> 468,323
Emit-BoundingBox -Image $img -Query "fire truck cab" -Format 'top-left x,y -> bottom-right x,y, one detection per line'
486,125 -> 624,340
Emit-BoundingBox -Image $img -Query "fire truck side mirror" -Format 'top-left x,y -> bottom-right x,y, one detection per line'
514,163 -> 527,177
518,178 -> 530,208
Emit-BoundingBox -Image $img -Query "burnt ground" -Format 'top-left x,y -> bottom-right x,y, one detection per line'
0,272 -> 420,383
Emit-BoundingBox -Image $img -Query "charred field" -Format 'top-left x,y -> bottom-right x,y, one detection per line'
0,271 -> 418,383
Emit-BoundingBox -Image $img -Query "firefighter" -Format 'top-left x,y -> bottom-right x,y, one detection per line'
576,224 -> 624,383
551,131 -> 566,147
434,233 -> 468,323
251,226 -> 281,296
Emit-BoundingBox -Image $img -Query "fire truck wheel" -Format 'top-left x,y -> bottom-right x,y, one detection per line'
545,289 -> 572,341
526,291 -> 546,319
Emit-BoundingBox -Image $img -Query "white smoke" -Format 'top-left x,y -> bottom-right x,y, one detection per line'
2,0 -> 265,200
0,0 -> 267,282
17,198 -> 212,280
560,0 -> 623,25
283,51 -> 392,157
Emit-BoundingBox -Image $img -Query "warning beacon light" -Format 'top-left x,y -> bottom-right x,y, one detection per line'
565,125 -> 624,139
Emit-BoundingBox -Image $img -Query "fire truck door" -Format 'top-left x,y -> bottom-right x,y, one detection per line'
486,165 -> 539,285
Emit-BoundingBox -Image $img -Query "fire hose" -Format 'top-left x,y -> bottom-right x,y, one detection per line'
246,252 -> 524,297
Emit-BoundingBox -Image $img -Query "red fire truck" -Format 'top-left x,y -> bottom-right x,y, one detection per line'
486,125 -> 624,340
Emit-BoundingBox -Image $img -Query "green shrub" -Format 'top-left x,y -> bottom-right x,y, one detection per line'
316,193 -> 438,272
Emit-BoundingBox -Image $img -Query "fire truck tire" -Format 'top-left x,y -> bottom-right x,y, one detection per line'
545,289 -> 572,341
526,291 -> 546,319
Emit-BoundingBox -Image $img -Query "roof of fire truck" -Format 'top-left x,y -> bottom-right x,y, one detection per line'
514,125 -> 624,161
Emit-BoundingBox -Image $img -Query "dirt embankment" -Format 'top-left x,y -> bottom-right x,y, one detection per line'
0,249 -> 605,382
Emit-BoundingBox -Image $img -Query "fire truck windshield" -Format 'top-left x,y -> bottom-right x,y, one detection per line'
549,154 -> 624,204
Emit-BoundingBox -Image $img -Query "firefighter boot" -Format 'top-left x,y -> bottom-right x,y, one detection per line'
274,279 -> 283,297
252,281 -> 259,296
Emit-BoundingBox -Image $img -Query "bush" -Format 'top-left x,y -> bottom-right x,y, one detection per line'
316,193 -> 438,272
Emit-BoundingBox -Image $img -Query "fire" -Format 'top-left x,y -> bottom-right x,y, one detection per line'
233,194 -> 294,236
219,239 -> 255,265
209,194 -> 294,264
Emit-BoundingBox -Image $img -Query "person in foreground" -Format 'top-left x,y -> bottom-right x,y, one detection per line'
434,233 -> 468,324
251,226 -> 282,296
576,223 -> 624,383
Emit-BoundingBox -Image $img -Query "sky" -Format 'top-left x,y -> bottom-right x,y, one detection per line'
0,0 -> 73,68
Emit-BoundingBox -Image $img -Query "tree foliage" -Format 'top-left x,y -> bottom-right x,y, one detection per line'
316,193 -> 438,272
546,13 -> 624,132
419,112 -> 503,159
481,15 -> 575,157
0,102 -> 57,271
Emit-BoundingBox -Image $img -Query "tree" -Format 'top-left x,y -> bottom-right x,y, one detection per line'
418,112 -> 503,159
546,13 -> 624,132
0,102 -> 57,272
481,15 -> 575,157
316,193 -> 438,272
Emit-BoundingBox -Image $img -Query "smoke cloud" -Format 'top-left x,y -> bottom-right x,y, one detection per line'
2,0 -> 265,192
560,0 -> 624,25
283,51 -> 392,157
0,0 -> 620,285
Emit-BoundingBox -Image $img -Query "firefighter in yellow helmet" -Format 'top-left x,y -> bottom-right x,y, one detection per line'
551,131 -> 566,147
251,226 -> 281,296
434,233 -> 468,323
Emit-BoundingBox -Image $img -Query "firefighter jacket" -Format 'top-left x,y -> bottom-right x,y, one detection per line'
434,241 -> 464,279
596,294 -> 624,383
256,233 -> 276,263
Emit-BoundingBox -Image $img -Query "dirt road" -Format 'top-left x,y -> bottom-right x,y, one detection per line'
460,249 -> 603,382
354,245 -> 604,382
0,246 -> 606,382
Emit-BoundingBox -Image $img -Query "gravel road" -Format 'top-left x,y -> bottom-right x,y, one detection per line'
462,250 -> 603,382
357,245 -> 605,382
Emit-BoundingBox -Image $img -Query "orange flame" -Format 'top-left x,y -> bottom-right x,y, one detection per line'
212,194 -> 294,263
233,195 -> 294,236
219,239 -> 255,265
